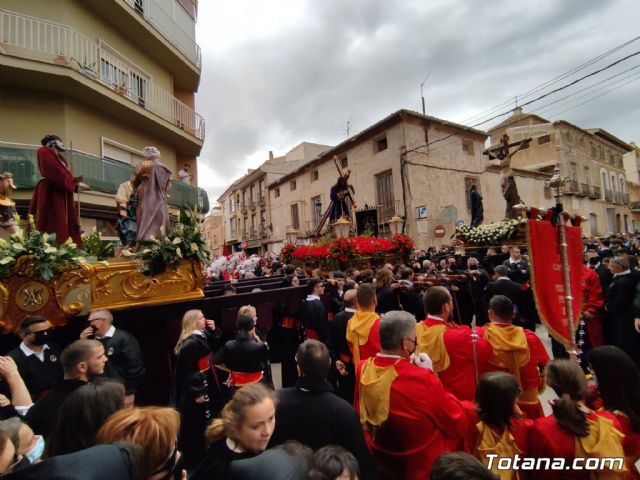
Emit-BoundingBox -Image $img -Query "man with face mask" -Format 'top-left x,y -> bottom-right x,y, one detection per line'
355,310 -> 467,477
28,134 -> 84,247
8,316 -> 62,401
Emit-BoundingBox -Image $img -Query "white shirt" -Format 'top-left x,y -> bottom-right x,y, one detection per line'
345,307 -> 356,313
97,325 -> 116,340
178,168 -> 191,184
496,276 -> 511,281
613,269 -> 631,278
19,343 -> 49,362
426,315 -> 446,322
306,295 -> 321,301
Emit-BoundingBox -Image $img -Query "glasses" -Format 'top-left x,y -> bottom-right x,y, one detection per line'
405,337 -> 418,349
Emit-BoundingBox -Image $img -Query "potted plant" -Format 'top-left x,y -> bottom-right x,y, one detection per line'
53,54 -> 69,66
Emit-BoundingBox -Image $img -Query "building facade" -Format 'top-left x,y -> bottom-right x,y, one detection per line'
489,108 -> 633,236
623,142 -> 640,231
202,205 -> 225,256
217,142 -> 331,254
0,0 -> 208,239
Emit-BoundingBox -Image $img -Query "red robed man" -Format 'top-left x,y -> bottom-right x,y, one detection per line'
483,295 -> 549,419
416,286 -> 492,402
355,311 -> 467,479
29,134 -> 83,247
347,284 -> 381,366
581,263 -> 605,348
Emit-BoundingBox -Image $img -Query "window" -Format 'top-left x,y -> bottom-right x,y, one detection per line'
375,136 -> 388,153
102,139 -> 144,165
538,135 -> 550,145
275,188 -> 280,198
375,170 -> 395,220
584,166 -> 590,185
290,204 -> 300,230
590,143 -> 596,158
249,186 -> 255,204
340,157 -> 348,169
259,180 -> 265,201
312,196 -> 322,227
311,169 -> 319,182
290,180 -> 296,191
462,139 -> 475,155
230,196 -> 235,212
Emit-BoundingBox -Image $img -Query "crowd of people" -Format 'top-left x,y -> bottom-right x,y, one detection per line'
0,232 -> 639,479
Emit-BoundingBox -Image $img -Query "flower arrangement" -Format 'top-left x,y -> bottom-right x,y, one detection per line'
133,207 -> 211,276
455,218 -> 525,245
82,228 -> 115,261
391,234 -> 414,255
329,238 -> 357,261
0,215 -> 87,281
279,243 -> 297,264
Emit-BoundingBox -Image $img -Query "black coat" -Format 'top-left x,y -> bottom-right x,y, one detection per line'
604,272 -> 640,366
214,336 -> 269,374
99,329 -> 145,395
396,284 -> 425,321
376,287 -> 401,314
8,343 -> 63,400
24,379 -> 87,438
485,278 -> 522,307
330,309 -> 356,402
190,437 -> 255,480
300,298 -> 330,347
502,259 -> 530,284
595,263 -> 613,293
270,377 -> 376,480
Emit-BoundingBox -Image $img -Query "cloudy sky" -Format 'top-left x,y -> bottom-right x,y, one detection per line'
194,0 -> 640,203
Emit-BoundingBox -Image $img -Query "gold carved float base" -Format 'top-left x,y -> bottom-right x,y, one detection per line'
0,258 -> 205,332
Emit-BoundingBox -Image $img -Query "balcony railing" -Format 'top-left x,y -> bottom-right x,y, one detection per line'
257,195 -> 266,207
0,142 -> 209,212
123,0 -> 201,68
580,183 -> 590,196
0,9 -> 205,141
631,201 -> 640,212
604,188 -> 614,202
249,201 -> 256,210
563,180 -> 580,195
249,228 -> 257,239
589,185 -> 601,199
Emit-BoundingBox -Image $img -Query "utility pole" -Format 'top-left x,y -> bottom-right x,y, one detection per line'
420,73 -> 430,114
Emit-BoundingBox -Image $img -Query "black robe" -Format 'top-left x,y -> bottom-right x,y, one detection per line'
299,298 -> 331,349
330,309 -> 355,402
189,437 -> 255,480
604,272 -> 640,366
173,329 -> 222,470
98,329 -> 145,395
24,379 -> 87,438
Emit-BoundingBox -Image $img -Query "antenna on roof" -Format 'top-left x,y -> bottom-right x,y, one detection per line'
420,73 -> 430,114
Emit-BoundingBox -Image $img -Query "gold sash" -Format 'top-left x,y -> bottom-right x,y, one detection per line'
574,414 -> 627,479
484,324 -> 530,387
346,311 -> 380,365
416,322 -> 450,373
358,357 -> 399,439
474,421 -> 522,480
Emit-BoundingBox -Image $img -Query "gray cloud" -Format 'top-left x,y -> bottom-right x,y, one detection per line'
195,0 -> 639,202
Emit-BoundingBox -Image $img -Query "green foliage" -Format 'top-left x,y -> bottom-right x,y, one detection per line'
0,215 -> 88,282
82,229 -> 115,261
134,207 -> 210,276
315,233 -> 334,245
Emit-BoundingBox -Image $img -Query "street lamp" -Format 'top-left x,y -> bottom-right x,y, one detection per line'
285,227 -> 298,245
387,215 -> 404,235
332,216 -> 351,239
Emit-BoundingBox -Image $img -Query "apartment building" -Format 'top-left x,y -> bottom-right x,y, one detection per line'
217,142 -> 331,254
202,205 -> 225,255
0,0 -> 208,239
489,108 -> 633,235
623,142 -> 640,231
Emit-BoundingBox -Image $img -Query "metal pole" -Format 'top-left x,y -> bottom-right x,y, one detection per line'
470,315 -> 479,385
548,164 -> 578,358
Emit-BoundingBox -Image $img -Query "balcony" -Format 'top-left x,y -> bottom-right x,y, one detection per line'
0,10 -> 204,145
589,185 -> 601,199
631,201 -> 640,212
604,188 -> 614,202
241,230 -> 249,240
580,183 -> 591,196
0,142 -> 209,212
249,228 -> 257,239
122,0 -> 201,68
249,200 -> 256,211
562,180 -> 580,196
240,204 -> 248,214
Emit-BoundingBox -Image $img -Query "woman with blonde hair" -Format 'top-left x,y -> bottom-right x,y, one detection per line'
172,309 -> 222,470
96,406 -> 183,480
190,383 -> 276,480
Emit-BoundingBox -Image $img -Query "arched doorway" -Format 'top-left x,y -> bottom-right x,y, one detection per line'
589,213 -> 598,235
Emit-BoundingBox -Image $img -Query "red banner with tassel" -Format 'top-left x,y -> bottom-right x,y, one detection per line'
527,219 -> 583,349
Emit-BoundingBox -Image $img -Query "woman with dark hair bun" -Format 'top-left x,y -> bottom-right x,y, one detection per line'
463,372 -> 532,477
587,345 -> 640,479
529,359 -> 626,480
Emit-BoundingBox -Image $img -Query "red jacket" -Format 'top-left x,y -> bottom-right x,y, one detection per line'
355,355 -> 467,479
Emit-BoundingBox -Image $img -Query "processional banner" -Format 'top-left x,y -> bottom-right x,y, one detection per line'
527,219 -> 583,350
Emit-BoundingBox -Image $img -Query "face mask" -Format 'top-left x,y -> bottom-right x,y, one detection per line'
31,330 -> 49,346
25,435 -> 45,463
468,265 -> 478,270
588,257 -> 600,266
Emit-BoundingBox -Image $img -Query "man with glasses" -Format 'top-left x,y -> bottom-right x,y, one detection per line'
8,316 -> 62,401
355,310 -> 467,477
80,309 -> 144,407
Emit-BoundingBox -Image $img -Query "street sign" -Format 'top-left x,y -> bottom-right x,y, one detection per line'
434,225 -> 446,238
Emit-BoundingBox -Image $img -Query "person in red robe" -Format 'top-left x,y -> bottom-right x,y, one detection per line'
483,295 -> 549,419
581,264 -> 605,350
529,360 -> 626,480
587,346 -> 640,479
29,134 -> 83,247
462,371 -> 533,480
355,310 -> 467,479
416,286 -> 492,402
346,283 -> 381,366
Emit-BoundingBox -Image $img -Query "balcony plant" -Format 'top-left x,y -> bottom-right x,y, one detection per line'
53,53 -> 69,66
72,57 -> 96,78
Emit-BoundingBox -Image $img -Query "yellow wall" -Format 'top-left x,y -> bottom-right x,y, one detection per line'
0,88 -> 66,145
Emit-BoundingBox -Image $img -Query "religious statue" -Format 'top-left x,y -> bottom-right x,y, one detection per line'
135,146 -> 172,241
330,175 -> 353,222
469,184 -> 484,227
29,134 -> 83,247
115,170 -> 137,247
0,172 -> 18,237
